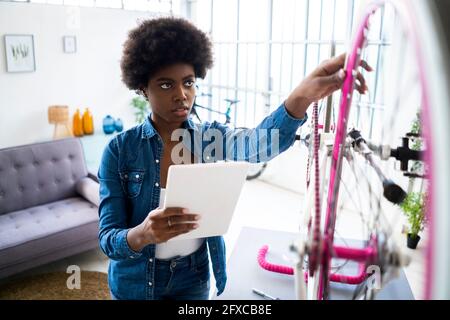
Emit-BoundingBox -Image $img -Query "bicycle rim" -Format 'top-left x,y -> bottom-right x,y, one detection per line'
321,0 -> 450,300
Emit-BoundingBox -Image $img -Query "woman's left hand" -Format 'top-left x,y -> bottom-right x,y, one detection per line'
285,53 -> 373,119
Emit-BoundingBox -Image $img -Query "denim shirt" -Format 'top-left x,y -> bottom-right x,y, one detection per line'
98,102 -> 308,300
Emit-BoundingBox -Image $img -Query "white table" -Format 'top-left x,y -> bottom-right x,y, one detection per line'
215,227 -> 415,300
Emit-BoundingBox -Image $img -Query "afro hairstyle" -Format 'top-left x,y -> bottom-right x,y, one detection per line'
120,17 -> 214,95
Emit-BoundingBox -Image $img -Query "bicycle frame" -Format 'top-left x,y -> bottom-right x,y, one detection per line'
192,95 -> 240,125
191,95 -> 268,180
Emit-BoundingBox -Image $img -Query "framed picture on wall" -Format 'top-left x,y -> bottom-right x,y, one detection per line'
4,34 -> 36,73
63,36 -> 77,53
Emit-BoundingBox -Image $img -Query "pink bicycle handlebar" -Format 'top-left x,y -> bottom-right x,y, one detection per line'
257,245 -> 294,275
257,245 -> 369,285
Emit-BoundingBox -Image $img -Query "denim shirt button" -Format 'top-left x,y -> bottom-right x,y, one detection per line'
155,159 -> 160,164
148,282 -> 153,286
155,182 -> 159,187
149,258 -> 153,263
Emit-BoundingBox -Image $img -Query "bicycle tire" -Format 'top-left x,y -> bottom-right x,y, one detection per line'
232,126 -> 269,180
245,162 -> 268,180
317,0 -> 450,300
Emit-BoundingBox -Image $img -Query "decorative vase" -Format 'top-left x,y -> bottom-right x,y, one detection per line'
82,108 -> 94,135
103,115 -> 115,134
72,109 -> 84,137
114,118 -> 123,132
407,233 -> 421,249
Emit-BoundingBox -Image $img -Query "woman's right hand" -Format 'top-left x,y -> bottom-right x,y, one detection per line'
127,207 -> 200,252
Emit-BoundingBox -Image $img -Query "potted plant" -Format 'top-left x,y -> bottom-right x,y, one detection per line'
400,192 -> 427,249
399,111 -> 427,249
130,96 -> 150,124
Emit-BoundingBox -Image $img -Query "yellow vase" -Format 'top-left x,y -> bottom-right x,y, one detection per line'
82,108 -> 94,135
72,109 -> 84,137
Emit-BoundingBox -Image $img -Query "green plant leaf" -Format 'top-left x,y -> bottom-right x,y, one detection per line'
130,96 -> 150,124
400,192 -> 427,237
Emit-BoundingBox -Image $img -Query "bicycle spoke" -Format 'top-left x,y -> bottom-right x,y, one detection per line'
337,157 -> 369,239
346,151 -> 374,235
350,139 -> 401,239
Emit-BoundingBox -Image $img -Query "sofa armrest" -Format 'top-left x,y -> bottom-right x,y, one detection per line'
75,177 -> 100,207
87,171 -> 99,183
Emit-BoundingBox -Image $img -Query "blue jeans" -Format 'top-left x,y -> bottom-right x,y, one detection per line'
110,242 -> 210,300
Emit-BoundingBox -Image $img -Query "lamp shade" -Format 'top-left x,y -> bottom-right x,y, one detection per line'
48,105 -> 69,124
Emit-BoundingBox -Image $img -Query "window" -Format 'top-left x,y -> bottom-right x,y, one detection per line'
192,0 -> 390,132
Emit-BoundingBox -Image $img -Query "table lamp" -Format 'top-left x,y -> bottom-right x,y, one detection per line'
48,105 -> 73,139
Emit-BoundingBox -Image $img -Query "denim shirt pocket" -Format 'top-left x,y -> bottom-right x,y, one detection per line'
119,170 -> 145,198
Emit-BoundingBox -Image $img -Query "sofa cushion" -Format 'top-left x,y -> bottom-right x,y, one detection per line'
75,177 -> 100,207
0,197 -> 98,269
0,138 -> 88,215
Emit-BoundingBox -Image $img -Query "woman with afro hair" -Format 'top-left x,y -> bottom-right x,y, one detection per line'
98,16 -> 371,300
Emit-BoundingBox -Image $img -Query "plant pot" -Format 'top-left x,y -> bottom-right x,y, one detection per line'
407,233 -> 421,249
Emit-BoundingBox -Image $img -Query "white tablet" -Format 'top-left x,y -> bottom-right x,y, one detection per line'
164,161 -> 249,241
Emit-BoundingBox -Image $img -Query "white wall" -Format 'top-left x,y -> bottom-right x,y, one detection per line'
0,2 -> 161,148
0,1 -> 306,195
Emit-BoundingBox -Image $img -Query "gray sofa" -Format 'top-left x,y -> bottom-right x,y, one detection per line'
0,138 -> 100,279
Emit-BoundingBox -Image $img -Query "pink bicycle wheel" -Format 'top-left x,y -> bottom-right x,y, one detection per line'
316,0 -> 450,300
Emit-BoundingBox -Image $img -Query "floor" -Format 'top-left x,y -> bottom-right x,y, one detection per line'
3,179 -> 425,300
